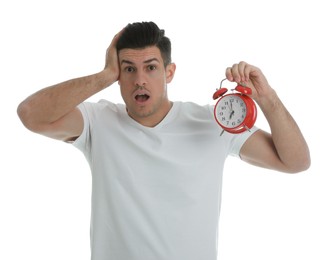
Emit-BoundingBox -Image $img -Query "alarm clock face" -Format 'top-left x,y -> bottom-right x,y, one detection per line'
214,94 -> 247,129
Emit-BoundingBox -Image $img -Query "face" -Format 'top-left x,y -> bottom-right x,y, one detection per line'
118,46 -> 176,127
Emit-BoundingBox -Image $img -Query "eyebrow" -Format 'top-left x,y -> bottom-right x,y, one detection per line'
121,58 -> 160,65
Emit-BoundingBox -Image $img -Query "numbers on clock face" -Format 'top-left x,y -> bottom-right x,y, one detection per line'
215,95 -> 247,128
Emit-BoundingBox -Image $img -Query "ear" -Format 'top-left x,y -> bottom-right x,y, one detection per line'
165,63 -> 176,84
117,73 -> 122,86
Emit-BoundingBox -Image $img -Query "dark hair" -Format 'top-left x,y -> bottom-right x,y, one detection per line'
116,21 -> 172,67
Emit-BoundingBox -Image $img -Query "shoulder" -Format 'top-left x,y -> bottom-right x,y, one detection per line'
176,101 -> 214,118
79,99 -> 125,116
77,100 -> 127,130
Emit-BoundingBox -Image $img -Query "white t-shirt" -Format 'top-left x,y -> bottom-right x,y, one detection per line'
73,100 -> 258,260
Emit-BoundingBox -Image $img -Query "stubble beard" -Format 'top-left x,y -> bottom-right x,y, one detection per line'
127,93 -> 170,125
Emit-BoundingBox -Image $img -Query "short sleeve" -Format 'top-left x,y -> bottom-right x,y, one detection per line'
72,102 -> 91,155
228,126 -> 259,158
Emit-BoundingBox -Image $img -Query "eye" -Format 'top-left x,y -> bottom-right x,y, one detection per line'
124,66 -> 136,73
147,65 -> 157,71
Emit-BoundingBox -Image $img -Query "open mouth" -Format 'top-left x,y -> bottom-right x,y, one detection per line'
135,94 -> 150,103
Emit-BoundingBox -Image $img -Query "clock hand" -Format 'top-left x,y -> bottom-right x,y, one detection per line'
228,101 -> 233,110
229,110 -> 235,119
228,102 -> 234,119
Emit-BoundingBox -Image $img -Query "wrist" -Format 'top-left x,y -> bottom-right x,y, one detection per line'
97,68 -> 118,89
256,88 -> 281,113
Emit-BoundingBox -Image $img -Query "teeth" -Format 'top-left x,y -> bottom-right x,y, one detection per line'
135,94 -> 149,101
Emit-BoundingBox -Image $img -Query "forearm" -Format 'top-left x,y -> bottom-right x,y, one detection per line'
18,69 -> 115,128
257,90 -> 311,172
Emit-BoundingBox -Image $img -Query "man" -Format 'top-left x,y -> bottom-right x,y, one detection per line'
17,21 -> 310,260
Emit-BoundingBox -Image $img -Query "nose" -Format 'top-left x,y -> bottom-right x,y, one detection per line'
134,70 -> 147,87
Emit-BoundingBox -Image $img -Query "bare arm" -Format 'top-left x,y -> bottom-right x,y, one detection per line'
17,30 -> 122,142
226,62 -> 311,173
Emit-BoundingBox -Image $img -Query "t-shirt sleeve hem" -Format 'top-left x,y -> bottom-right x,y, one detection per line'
72,103 -> 89,151
229,126 -> 260,158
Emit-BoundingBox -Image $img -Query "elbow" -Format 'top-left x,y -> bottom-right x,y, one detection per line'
301,154 -> 311,172
17,100 -> 40,132
285,153 -> 311,174
17,101 -> 29,127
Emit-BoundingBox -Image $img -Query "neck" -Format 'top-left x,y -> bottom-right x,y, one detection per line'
128,101 -> 173,128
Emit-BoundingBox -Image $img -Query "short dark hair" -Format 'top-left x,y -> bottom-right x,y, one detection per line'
116,21 -> 172,67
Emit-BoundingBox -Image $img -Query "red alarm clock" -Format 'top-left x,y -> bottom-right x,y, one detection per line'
213,79 -> 257,135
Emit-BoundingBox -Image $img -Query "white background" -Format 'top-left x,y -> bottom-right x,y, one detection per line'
1,0 -> 330,259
